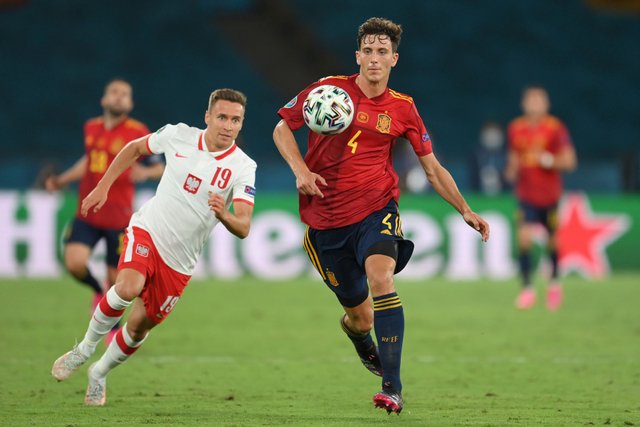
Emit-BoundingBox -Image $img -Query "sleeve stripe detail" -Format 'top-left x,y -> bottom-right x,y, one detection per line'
389,89 -> 414,103
233,198 -> 254,206
145,134 -> 155,154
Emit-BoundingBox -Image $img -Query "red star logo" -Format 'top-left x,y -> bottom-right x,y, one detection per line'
558,193 -> 631,279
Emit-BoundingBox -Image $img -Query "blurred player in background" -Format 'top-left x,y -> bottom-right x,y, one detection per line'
273,17 -> 490,414
51,89 -> 256,406
504,85 -> 577,310
45,78 -> 164,343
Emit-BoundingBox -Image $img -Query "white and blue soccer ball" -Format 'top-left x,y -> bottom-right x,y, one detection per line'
303,85 -> 354,135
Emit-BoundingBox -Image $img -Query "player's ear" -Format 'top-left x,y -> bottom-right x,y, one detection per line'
391,52 -> 399,67
204,110 -> 210,126
355,50 -> 361,66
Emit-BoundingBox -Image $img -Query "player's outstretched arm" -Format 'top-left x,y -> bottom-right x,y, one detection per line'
208,194 -> 253,239
419,153 -> 490,242
81,135 -> 152,216
45,155 -> 87,192
273,120 -> 327,198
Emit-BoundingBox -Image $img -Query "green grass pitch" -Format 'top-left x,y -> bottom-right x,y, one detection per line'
1,273 -> 639,426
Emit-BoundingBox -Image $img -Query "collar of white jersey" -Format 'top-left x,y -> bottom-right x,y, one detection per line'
198,131 -> 238,160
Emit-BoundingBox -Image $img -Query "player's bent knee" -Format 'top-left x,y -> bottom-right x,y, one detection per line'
113,271 -> 146,301
352,316 -> 373,334
126,325 -> 150,342
65,262 -> 87,278
347,308 -> 374,334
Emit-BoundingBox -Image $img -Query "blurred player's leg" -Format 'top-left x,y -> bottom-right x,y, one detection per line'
86,300 -> 152,406
516,222 -> 536,309
545,215 -> 563,311
65,242 -> 103,295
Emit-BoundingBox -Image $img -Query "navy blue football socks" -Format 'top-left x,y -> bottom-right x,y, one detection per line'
340,313 -> 375,352
549,250 -> 559,280
373,292 -> 404,391
78,269 -> 103,294
519,252 -> 531,287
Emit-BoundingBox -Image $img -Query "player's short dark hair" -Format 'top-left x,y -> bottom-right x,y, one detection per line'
357,17 -> 402,53
104,77 -> 132,94
522,84 -> 548,97
208,88 -> 247,111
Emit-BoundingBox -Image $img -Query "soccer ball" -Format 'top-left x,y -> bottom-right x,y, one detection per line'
302,85 -> 354,135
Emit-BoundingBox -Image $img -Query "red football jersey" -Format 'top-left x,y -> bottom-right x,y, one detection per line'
278,74 -> 433,230
77,117 -> 150,229
508,115 -> 573,207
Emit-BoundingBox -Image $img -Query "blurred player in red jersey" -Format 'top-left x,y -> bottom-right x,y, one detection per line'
46,79 -> 164,343
504,85 -> 577,311
274,17 -> 490,414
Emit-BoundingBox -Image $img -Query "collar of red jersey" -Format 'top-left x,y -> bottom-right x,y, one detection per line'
198,131 -> 238,160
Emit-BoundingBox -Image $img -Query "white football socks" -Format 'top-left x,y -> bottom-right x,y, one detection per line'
93,324 -> 147,379
79,286 -> 131,357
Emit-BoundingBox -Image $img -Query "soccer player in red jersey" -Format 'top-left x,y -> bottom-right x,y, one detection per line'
504,85 -> 577,311
46,79 -> 164,342
274,17 -> 490,414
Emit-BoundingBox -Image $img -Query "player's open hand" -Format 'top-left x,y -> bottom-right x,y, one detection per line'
81,186 -> 109,217
463,211 -> 490,242
208,193 -> 228,219
44,175 -> 59,193
296,171 -> 327,198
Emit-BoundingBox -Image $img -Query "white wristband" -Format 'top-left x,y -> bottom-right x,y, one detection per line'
540,152 -> 554,169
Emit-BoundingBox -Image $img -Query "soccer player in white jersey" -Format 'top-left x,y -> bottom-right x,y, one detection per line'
51,89 -> 257,406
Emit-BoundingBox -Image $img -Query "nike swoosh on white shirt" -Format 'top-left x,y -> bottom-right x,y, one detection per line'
175,153 -> 188,158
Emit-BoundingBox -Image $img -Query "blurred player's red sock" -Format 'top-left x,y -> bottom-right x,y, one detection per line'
546,283 -> 563,311
92,324 -> 147,379
79,287 -> 131,357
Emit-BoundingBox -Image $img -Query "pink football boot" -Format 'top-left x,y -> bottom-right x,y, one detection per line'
515,288 -> 537,310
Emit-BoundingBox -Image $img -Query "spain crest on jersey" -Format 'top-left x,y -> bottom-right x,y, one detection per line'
376,114 -> 392,133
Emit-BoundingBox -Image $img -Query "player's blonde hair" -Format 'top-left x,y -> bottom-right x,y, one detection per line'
208,89 -> 247,111
357,17 -> 402,53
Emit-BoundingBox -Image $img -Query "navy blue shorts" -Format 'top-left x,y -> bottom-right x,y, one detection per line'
517,201 -> 558,232
66,217 -> 125,267
303,198 -> 414,308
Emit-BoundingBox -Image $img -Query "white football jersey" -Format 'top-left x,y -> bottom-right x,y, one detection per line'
128,123 -> 257,275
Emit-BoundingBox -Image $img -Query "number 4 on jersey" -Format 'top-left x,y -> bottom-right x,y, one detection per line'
347,130 -> 361,154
